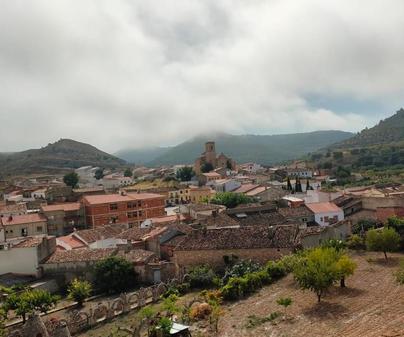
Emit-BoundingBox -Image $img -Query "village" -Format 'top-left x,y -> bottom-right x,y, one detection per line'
0,141 -> 403,337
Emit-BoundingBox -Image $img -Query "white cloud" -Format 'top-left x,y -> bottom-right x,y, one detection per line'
0,0 -> 403,152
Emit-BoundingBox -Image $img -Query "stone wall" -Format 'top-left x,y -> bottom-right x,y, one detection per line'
173,248 -> 292,272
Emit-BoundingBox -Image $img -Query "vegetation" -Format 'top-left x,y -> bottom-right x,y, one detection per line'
188,265 -> 216,288
67,279 -> 92,306
94,256 -> 137,294
210,192 -> 255,208
245,312 -> 280,329
394,259 -> 404,285
94,168 -> 104,180
352,219 -> 378,235
365,227 -> 400,259
335,255 -> 357,288
63,171 -> 79,188
123,168 -> 133,177
276,297 -> 292,315
3,289 -> 59,323
176,166 -> 194,181
201,162 -> 214,173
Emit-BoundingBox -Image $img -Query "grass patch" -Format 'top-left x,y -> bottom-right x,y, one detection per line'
245,312 -> 280,329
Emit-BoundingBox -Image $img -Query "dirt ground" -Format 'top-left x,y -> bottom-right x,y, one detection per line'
75,252 -> 404,337
218,252 -> 404,337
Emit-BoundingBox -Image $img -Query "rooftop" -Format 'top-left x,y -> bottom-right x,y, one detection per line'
43,248 -> 115,264
0,213 -> 47,226
175,225 -> 298,251
234,184 -> 260,194
41,202 -> 81,212
83,192 -> 165,205
306,202 -> 343,214
74,224 -> 128,244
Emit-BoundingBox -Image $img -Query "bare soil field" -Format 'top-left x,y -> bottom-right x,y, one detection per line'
218,252 -> 404,337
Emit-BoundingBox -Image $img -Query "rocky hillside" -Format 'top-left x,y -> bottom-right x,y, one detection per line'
0,139 -> 126,175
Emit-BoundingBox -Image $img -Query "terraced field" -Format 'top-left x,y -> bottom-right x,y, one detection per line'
219,252 -> 404,337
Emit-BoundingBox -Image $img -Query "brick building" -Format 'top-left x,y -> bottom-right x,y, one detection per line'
83,193 -> 166,228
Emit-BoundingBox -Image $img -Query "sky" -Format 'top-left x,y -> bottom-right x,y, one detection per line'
1,0 -> 404,153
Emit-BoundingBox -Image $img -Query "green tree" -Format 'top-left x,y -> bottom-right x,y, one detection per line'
188,265 -> 217,288
94,168 -> 104,180
210,192 -> 254,208
3,289 -> 59,323
124,168 -> 133,177
286,177 -> 292,191
63,172 -> 79,188
335,255 -> 357,288
293,247 -> 339,302
67,279 -> 92,306
176,166 -> 194,181
162,294 -> 180,316
201,162 -> 214,173
366,227 -> 400,260
94,256 -> 137,294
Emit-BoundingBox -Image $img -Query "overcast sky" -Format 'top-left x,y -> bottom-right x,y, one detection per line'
1,0 -> 404,153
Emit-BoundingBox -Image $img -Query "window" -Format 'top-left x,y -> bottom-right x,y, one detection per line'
21,228 -> 28,236
110,203 -> 118,210
137,201 -> 142,207
127,202 -> 135,209
138,210 -> 143,217
109,216 -> 118,224
36,226 -> 43,232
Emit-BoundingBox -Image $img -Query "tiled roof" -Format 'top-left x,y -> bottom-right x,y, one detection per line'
41,202 -> 81,212
175,225 -> 298,251
57,235 -> 86,250
246,186 -> 267,196
0,203 -> 27,214
117,227 -> 152,241
202,172 -> 221,178
12,236 -> 46,248
83,193 -> 164,205
202,213 -> 239,228
74,224 -> 128,244
306,202 -> 342,214
43,248 -> 115,264
148,215 -> 185,225
231,212 -> 287,227
116,249 -> 156,263
233,184 -> 260,194
0,214 -> 47,226
187,204 -> 222,212
278,206 -> 313,218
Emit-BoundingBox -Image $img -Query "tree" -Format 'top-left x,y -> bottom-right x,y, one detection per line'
94,256 -> 137,294
3,289 -> 59,323
94,168 -> 104,180
124,168 -> 133,177
63,172 -> 79,188
67,279 -> 92,306
293,247 -> 339,302
210,192 -> 254,209
335,255 -> 357,288
286,177 -> 292,191
176,166 -> 194,181
366,227 -> 400,260
201,162 -> 214,173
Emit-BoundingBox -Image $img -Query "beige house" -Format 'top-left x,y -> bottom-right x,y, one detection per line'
1,214 -> 48,239
189,186 -> 215,203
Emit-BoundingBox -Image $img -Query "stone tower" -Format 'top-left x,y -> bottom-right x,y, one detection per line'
204,141 -> 217,167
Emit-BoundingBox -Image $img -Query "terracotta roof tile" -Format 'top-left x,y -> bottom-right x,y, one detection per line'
0,214 -> 47,226
175,225 -> 298,251
74,224 -> 128,244
41,202 -> 81,212
43,248 -> 115,264
83,193 -> 164,205
306,202 -> 342,214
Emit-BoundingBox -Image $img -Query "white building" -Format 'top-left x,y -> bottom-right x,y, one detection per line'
306,202 -> 344,226
209,179 -> 241,193
239,162 -> 264,174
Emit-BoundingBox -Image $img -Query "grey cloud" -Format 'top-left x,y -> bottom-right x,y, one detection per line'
1,0 -> 404,153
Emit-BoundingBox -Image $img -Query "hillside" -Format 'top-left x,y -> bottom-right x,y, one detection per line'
312,109 -> 404,170
117,130 -> 353,166
334,108 -> 404,148
114,146 -> 171,164
0,139 -> 126,175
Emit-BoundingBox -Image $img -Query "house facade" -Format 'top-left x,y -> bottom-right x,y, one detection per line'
306,202 -> 344,226
0,214 -> 48,239
83,193 -> 166,228
41,202 -> 85,236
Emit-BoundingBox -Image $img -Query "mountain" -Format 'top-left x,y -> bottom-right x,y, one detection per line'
114,146 -> 171,164
332,108 -> 404,149
312,109 -> 404,169
117,130 -> 353,166
0,139 -> 126,175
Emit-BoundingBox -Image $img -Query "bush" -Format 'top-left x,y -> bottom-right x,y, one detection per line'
347,234 -> 366,250
265,261 -> 287,280
277,254 -> 302,273
221,277 -> 247,300
394,259 -> 404,285
188,265 -> 216,288
366,227 -> 400,259
352,219 -> 378,235
255,270 -> 272,285
94,256 -> 137,294
222,260 -> 261,284
244,273 -> 263,293
67,279 -> 92,306
189,302 -> 212,320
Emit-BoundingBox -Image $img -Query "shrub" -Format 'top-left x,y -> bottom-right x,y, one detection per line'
394,259 -> 404,285
352,219 -> 377,235
278,254 -> 302,273
221,277 -> 247,300
94,256 -> 137,294
255,270 -> 272,285
265,261 -> 287,280
67,279 -> 92,306
244,273 -> 263,293
189,302 -> 212,320
347,234 -> 366,250
222,260 -> 261,284
366,227 -> 400,260
188,265 -> 216,288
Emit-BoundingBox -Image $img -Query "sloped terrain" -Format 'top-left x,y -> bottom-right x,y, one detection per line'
219,252 -> 404,337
